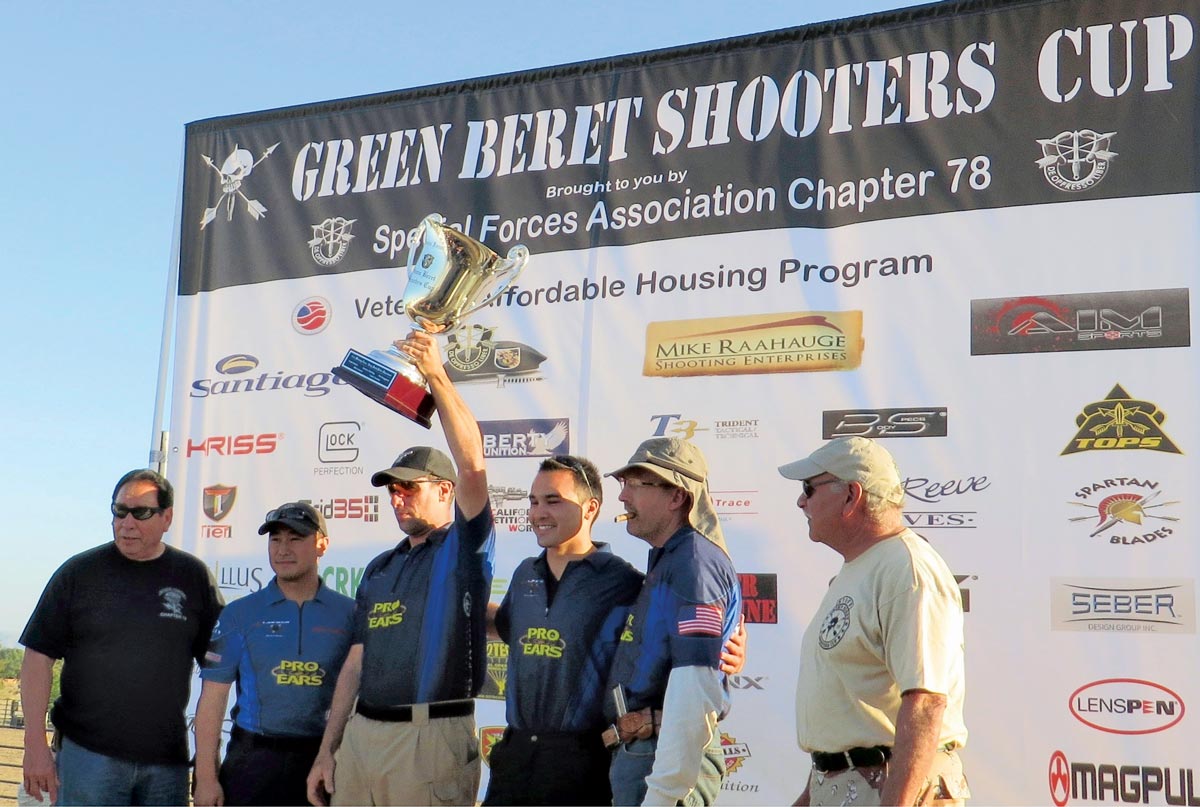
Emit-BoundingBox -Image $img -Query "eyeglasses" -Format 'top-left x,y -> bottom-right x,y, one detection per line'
110,503 -> 164,521
551,455 -> 597,499
802,478 -> 843,499
387,479 -> 441,495
619,478 -> 670,491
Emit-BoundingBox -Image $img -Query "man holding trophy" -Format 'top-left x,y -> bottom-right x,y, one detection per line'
308,215 -> 519,806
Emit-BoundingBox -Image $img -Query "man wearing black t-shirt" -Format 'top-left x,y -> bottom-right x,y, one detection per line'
19,468 -> 223,806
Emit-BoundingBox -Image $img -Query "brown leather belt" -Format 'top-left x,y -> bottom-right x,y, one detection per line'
601,707 -> 664,748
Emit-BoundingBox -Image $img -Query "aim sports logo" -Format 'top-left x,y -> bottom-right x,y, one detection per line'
293,297 -> 331,334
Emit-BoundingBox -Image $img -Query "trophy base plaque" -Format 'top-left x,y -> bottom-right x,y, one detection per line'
332,349 -> 435,429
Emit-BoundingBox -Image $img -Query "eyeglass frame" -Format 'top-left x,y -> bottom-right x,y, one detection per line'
801,477 -> 845,499
386,478 -> 446,495
110,503 -> 165,521
546,455 -> 600,501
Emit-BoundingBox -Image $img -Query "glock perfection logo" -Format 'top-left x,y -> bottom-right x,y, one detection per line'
480,419 -> 569,458
445,325 -> 548,384
1048,750 -> 1196,806
970,289 -> 1190,355
1050,579 -> 1196,634
1062,384 -> 1181,456
738,574 -> 778,624
1067,478 -> 1180,546
650,413 -> 759,441
316,421 -> 363,476
823,407 -> 947,439
643,311 -> 863,378
309,217 -> 355,266
1036,129 -> 1116,192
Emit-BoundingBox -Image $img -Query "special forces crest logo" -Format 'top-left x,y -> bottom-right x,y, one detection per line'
444,325 -> 548,384
818,596 -> 854,649
309,217 -> 355,266
202,484 -> 237,522
1068,478 -> 1180,545
199,143 -> 279,228
1036,130 -> 1116,192
1062,384 -> 1181,455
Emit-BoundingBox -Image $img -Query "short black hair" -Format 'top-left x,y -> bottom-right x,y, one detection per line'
538,455 -> 602,507
112,469 -> 174,509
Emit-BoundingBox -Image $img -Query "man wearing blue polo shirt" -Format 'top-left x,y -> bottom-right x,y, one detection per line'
194,501 -> 355,806
605,438 -> 742,807
308,330 -> 495,807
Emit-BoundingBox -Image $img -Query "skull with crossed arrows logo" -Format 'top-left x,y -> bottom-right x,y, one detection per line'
199,143 -> 279,229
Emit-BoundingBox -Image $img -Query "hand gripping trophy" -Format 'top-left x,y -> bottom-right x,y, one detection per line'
332,214 -> 529,427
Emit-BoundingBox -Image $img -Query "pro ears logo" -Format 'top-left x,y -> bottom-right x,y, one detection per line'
1062,384 -> 1181,456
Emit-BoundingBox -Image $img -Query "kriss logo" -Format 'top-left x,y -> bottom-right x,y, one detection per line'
1069,679 -> 1185,735
519,627 -> 565,658
185,433 -> 281,458
293,297 -> 331,335
199,143 -> 279,229
1068,478 -> 1180,546
271,660 -> 326,686
970,289 -> 1190,355
823,407 -> 947,439
302,496 -> 379,522
650,413 -> 759,441
1036,130 -> 1116,192
480,726 -> 505,766
367,600 -> 405,629
644,311 -> 863,378
309,217 -> 355,266
191,354 -> 348,399
201,484 -> 237,539
1062,384 -> 1181,455
738,574 -> 777,624
445,325 -> 548,385
1050,579 -> 1196,634
480,419 -> 569,458
1048,750 -> 1199,807
480,639 -> 508,701
720,733 -> 752,775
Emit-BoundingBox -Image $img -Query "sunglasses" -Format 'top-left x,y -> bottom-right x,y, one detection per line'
265,506 -> 319,527
110,503 -> 164,521
802,478 -> 843,499
551,455 -> 598,499
387,479 -> 442,494
619,478 -> 670,490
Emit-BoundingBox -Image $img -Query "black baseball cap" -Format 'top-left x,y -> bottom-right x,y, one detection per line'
370,446 -> 459,487
258,501 -> 328,537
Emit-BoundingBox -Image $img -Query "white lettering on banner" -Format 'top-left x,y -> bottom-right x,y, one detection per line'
292,126 -> 453,200
1039,14 -> 1195,103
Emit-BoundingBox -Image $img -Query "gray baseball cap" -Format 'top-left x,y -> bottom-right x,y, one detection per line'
370,446 -> 458,487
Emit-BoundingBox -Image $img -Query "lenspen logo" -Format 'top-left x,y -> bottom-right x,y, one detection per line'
191,354 -> 348,399
1069,679 -> 1185,735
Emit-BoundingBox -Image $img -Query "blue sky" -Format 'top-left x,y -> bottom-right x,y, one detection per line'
0,0 -> 923,642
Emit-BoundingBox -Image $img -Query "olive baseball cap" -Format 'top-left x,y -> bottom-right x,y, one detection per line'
778,436 -> 905,505
370,446 -> 458,487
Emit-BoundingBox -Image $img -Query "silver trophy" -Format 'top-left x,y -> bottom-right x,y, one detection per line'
333,214 -> 529,427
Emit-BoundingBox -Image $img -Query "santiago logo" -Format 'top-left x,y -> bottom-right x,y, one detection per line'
1036,129 -> 1116,192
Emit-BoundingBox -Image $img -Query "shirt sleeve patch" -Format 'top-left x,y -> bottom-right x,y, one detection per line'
677,604 -> 724,637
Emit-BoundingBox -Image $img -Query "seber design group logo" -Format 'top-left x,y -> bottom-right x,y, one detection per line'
1069,679 -> 1184,735
970,289 -> 1190,355
1050,579 -> 1196,634
480,419 -> 569,458
1068,478 -> 1179,546
293,297 -> 331,334
445,325 -> 548,384
1048,750 -> 1196,806
1036,129 -> 1116,192
823,407 -> 947,439
738,574 -> 777,624
1062,384 -> 1181,456
643,311 -> 863,378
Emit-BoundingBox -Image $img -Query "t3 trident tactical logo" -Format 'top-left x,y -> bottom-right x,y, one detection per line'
309,217 -> 355,266
1036,129 -> 1116,192
1062,384 -> 1181,455
199,143 -> 279,229
444,325 -> 547,385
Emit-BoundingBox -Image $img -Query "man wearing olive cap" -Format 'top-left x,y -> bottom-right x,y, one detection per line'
308,330 -> 495,807
194,501 -> 355,806
779,436 -> 968,806
605,437 -> 741,806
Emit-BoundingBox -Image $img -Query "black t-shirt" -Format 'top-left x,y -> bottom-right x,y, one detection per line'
20,542 -> 223,764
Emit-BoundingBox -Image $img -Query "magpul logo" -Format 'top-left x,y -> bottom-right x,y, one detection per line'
1062,384 -> 1181,456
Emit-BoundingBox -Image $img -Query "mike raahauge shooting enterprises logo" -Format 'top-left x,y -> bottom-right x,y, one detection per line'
643,311 -> 862,378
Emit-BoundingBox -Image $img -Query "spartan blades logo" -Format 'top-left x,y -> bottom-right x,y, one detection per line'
1068,478 -> 1180,547
186,433 -> 281,458
1062,384 -> 1182,456
823,407 -> 947,439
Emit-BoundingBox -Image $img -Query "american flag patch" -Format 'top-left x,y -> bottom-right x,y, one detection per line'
677,604 -> 724,637
205,651 -> 222,664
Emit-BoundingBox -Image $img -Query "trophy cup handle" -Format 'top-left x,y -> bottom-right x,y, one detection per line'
452,244 -> 530,323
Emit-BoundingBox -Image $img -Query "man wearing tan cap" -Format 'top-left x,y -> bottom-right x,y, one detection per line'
604,437 -> 741,806
779,436 -> 969,806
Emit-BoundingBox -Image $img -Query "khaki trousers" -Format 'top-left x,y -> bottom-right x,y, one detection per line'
807,748 -> 969,806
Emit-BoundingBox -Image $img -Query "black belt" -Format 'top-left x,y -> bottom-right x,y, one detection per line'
356,698 -> 475,723
811,745 -> 892,772
230,725 -> 322,752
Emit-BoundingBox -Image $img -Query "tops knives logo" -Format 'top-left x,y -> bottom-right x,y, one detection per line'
970,288 -> 1190,355
823,407 -> 947,438
1062,384 -> 1181,456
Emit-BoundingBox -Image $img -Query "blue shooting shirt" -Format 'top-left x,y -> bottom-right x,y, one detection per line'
201,577 -> 355,738
496,543 -> 643,732
354,503 -> 495,706
605,526 -> 741,720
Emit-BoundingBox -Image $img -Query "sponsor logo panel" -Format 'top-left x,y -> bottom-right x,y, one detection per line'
303,496 -> 380,522
1048,750 -> 1198,806
201,484 -> 237,539
1050,579 -> 1196,634
738,573 -> 777,624
315,421 -> 365,477
292,297 -> 332,334
902,473 -> 989,530
650,413 -> 760,441
185,433 -> 281,458
191,353 -> 347,399
480,419 -> 570,458
823,407 -> 947,439
1068,477 -> 1180,546
1062,385 -> 1181,456
445,325 -> 548,385
1068,679 -> 1185,735
309,217 -> 355,266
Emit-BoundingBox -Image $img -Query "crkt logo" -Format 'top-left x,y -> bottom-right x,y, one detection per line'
199,143 -> 279,229
1036,129 -> 1116,192
1062,384 -> 1181,456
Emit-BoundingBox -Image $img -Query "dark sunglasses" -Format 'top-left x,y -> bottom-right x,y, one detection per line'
387,479 -> 441,494
552,455 -> 597,499
265,506 -> 319,527
802,478 -> 842,499
111,503 -> 164,521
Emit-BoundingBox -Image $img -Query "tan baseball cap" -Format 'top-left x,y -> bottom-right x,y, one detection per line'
778,436 -> 905,505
